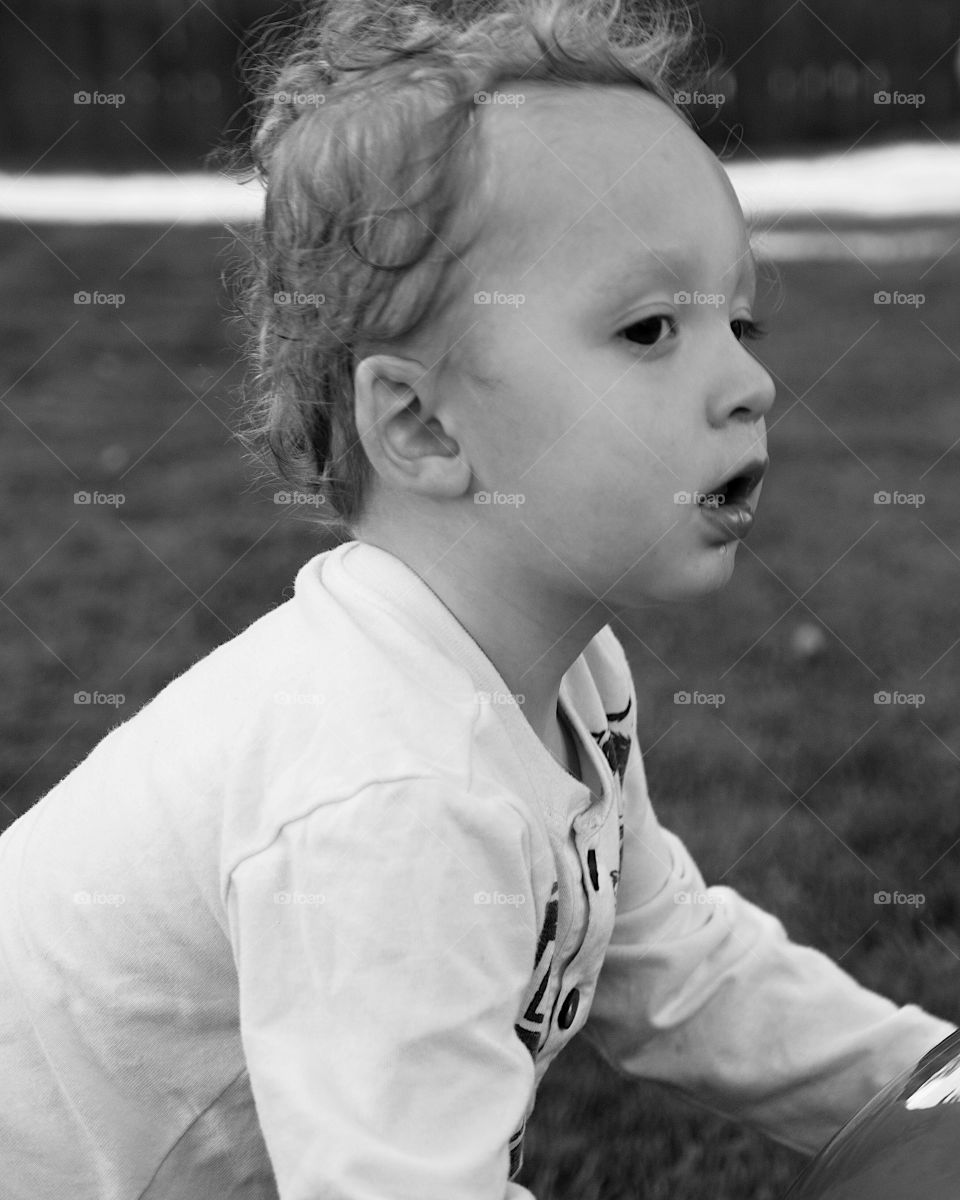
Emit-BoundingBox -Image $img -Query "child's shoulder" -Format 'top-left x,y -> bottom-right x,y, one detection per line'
60,542 -> 637,817
91,543 -> 492,791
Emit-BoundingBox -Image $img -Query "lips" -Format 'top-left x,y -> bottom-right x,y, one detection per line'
696,457 -> 769,540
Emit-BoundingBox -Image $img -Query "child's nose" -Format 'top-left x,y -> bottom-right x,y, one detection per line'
709,346 -> 776,426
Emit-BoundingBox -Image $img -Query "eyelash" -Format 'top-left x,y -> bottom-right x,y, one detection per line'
731,318 -> 767,343
621,315 -> 768,348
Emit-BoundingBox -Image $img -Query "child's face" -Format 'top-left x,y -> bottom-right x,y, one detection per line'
447,85 -> 775,609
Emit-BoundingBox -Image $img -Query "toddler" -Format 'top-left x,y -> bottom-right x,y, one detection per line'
0,0 -> 954,1196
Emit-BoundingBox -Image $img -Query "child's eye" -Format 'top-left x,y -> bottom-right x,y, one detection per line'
620,315 -> 676,348
731,317 -> 767,342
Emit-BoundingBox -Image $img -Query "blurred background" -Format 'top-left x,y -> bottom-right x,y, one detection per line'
2,2 -> 960,1198
0,0 -> 957,167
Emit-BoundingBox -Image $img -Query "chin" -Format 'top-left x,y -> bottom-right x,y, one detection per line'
663,544 -> 740,602
606,547 -> 738,611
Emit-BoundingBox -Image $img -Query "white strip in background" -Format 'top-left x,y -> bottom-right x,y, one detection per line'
750,226 -> 959,261
0,142 -> 958,260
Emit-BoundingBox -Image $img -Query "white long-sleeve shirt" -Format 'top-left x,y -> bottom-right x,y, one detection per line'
0,539 -> 953,1199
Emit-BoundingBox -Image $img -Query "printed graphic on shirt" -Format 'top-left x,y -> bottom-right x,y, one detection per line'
508,1116 -> 527,1179
611,815 -> 624,895
591,698 -> 632,786
510,879 -> 559,1179
509,697 -> 632,1178
513,879 -> 558,1059
589,699 -> 631,894
586,847 -> 599,891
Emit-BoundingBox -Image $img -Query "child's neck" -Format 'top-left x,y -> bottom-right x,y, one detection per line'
353,522 -> 606,753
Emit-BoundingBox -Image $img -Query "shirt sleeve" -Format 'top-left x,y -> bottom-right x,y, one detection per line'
580,746 -> 957,1155
226,777 -> 541,1200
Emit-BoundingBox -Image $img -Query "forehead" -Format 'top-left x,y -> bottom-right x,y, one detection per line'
470,82 -> 752,292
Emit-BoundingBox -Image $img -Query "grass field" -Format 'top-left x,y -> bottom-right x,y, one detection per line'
2,217 -> 960,1198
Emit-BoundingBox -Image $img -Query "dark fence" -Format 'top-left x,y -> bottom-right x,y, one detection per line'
0,0 -> 290,171
0,0 -> 957,171
692,0 -> 959,149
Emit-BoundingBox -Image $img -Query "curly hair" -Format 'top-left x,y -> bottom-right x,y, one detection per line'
225,0 -> 700,538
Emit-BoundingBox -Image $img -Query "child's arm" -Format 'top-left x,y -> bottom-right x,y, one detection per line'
580,747 -> 956,1154
226,777 -> 541,1200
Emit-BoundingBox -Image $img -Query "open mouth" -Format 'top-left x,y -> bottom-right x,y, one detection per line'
699,459 -> 768,509
697,458 -> 769,539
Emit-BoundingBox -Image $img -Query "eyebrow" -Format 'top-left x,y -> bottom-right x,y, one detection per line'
588,245 -> 759,305
586,248 -> 688,299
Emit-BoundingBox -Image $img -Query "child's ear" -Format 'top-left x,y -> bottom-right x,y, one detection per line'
353,354 -> 473,499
